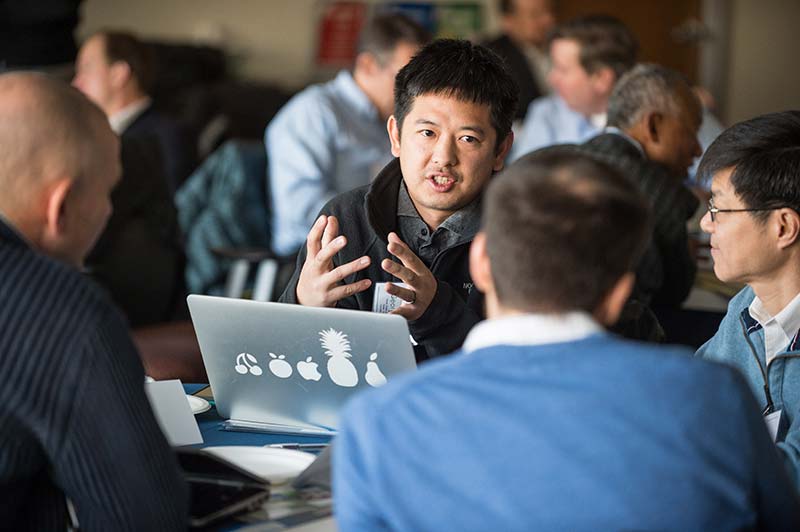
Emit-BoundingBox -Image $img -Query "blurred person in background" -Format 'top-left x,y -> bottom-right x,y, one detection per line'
484,0 -> 555,122
267,13 -> 430,257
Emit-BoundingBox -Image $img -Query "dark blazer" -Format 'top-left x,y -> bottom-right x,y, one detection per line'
124,104 -> 194,192
483,34 -> 544,121
581,133 -> 699,307
0,219 -> 187,529
86,134 -> 183,328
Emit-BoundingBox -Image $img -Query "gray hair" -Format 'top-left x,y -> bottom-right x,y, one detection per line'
606,63 -> 698,130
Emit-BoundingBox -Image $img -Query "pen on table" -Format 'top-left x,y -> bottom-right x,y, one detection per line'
268,443 -> 329,449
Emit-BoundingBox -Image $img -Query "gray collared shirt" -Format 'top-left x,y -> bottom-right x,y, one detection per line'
396,181 -> 481,267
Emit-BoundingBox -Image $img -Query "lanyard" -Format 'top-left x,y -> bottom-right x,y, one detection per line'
739,315 -> 800,415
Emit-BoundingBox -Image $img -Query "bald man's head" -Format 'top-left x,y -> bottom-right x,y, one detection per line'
0,72 -> 121,266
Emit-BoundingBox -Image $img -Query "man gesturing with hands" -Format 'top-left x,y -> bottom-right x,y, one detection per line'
280,39 -> 518,361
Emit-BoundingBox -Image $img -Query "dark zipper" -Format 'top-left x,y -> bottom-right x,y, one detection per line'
738,315 -> 800,415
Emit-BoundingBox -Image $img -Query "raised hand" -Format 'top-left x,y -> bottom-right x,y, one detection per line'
381,232 -> 437,321
295,215 -> 372,307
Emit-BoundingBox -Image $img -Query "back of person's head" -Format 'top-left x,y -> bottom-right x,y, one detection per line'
482,148 -> 650,313
96,30 -> 156,95
607,63 -> 699,129
394,39 -> 519,148
356,12 -> 431,66
549,15 -> 638,80
698,111 -> 800,221
0,72 -> 119,264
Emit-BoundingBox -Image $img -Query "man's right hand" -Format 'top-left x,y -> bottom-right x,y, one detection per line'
295,215 -> 372,307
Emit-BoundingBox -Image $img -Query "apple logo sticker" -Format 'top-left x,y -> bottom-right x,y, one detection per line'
297,356 -> 322,381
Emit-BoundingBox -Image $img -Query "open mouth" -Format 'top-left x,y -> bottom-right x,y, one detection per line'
427,175 -> 455,192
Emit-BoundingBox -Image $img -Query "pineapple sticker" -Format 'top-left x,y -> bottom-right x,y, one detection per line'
320,328 -> 358,387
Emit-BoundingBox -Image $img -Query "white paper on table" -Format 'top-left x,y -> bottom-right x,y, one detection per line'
145,379 -> 203,446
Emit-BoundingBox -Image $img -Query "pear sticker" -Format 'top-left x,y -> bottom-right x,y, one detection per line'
268,352 -> 292,379
365,352 -> 387,387
320,328 -> 358,387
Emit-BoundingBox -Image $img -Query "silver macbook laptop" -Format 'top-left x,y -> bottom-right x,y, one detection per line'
187,295 -> 417,432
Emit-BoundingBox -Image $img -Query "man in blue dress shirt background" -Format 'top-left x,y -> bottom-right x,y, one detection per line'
266,13 -> 430,256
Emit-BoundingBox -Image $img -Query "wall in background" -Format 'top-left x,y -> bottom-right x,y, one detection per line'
77,0 -> 499,90
725,0 -> 800,124
78,0 -> 800,124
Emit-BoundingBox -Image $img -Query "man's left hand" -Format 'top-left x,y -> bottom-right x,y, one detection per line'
381,232 -> 437,321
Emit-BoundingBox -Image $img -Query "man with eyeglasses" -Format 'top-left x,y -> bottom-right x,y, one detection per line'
696,110 -> 800,489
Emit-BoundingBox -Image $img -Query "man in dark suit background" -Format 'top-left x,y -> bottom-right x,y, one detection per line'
72,31 -> 184,327
73,30 -> 192,191
569,63 -> 703,340
484,0 -> 555,122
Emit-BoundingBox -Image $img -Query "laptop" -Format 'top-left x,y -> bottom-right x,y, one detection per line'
187,295 -> 417,432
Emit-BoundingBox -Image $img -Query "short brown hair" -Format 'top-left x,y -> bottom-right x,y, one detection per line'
356,12 -> 431,66
483,148 -> 651,313
549,15 -> 638,80
97,31 -> 156,95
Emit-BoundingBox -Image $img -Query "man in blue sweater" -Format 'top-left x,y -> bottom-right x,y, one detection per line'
696,111 -> 800,488
334,150 -> 800,530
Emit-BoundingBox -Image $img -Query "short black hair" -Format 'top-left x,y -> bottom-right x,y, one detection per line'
698,110 -> 800,222
484,148 -> 651,313
356,12 -> 431,66
548,15 -> 638,80
97,30 -> 156,95
394,39 -> 518,149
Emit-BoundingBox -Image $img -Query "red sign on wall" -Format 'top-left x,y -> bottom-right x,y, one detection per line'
316,2 -> 368,67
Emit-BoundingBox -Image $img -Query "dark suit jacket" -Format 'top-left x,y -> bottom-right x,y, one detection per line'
86,134 -> 183,328
0,219 -> 187,529
483,34 -> 544,121
580,133 -> 699,307
124,104 -> 194,192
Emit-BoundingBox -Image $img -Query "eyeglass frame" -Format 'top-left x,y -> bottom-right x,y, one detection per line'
706,198 -> 791,223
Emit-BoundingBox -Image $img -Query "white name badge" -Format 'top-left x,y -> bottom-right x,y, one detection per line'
372,282 -> 411,314
764,409 -> 783,442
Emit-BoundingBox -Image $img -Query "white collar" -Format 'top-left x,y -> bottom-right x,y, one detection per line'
108,97 -> 151,135
749,292 -> 800,361
589,112 -> 607,129
462,312 -> 603,354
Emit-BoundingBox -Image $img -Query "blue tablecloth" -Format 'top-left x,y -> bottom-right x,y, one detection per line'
184,384 -> 332,448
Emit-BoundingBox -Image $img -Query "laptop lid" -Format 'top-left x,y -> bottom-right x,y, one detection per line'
187,295 -> 417,430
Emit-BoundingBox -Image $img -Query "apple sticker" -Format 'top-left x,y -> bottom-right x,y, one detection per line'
297,356 -> 322,381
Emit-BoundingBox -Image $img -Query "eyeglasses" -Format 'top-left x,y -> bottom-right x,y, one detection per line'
706,199 -> 787,222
